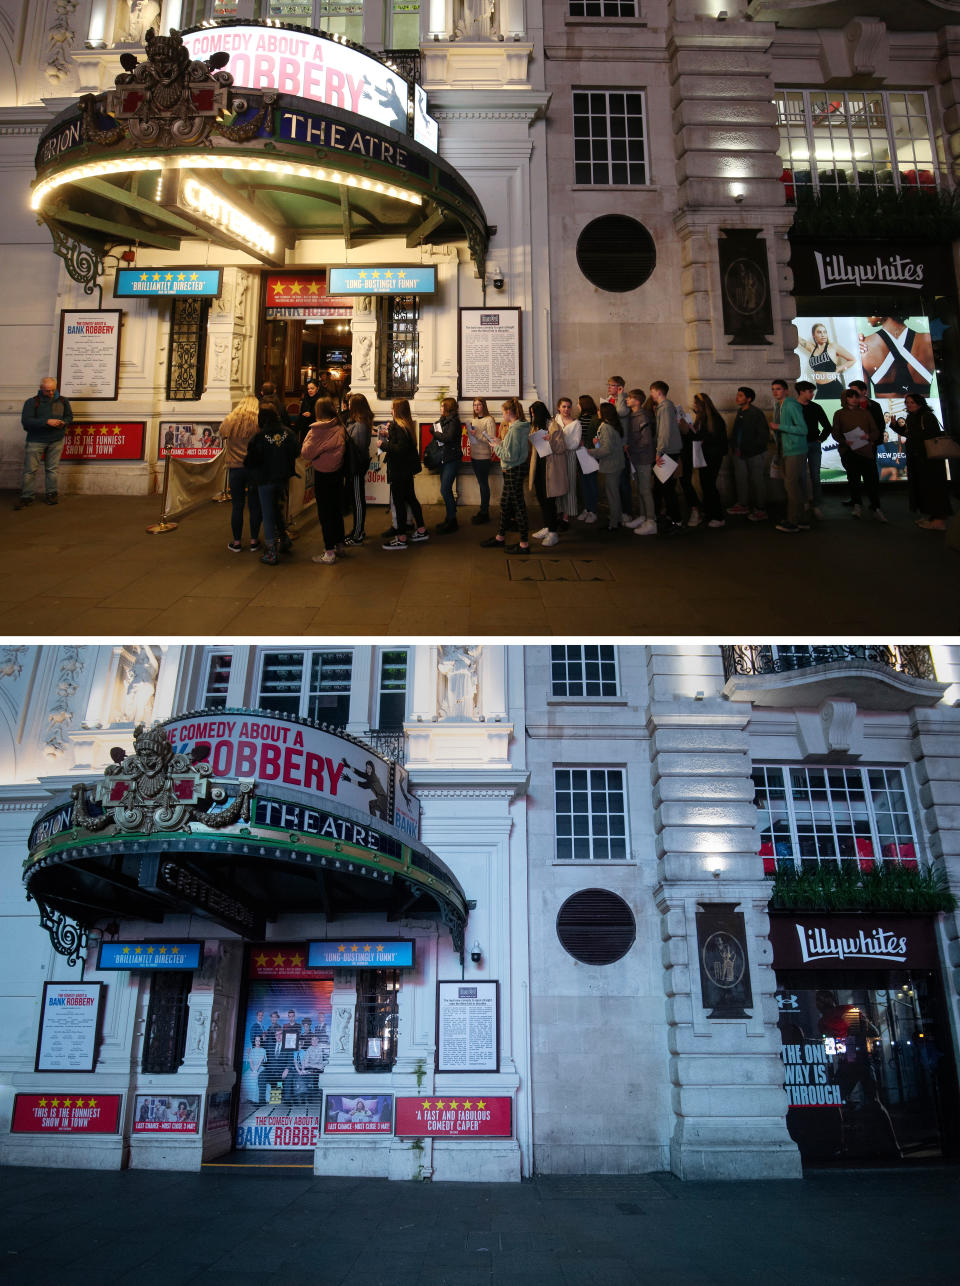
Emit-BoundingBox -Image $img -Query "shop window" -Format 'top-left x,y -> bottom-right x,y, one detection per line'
775,89 -> 940,199
569,1 -> 637,14
550,645 -> 618,698
167,298 -> 209,401
354,969 -> 399,1072
576,215 -> 656,292
376,295 -> 419,399
377,648 -> 408,730
556,889 -> 636,965
142,973 -> 191,1074
555,767 -> 629,861
258,650 -> 352,726
203,651 -> 233,709
573,90 -> 647,186
754,764 -> 921,874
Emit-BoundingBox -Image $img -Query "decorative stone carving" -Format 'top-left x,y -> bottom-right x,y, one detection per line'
820,699 -> 859,756
113,0 -> 161,45
113,646 -> 159,726
844,17 -> 889,80
353,293 -> 373,315
213,336 -> 229,382
45,645 -> 85,757
354,332 -> 373,381
0,646 -> 26,681
46,0 -> 79,87
455,0 -> 497,39
230,336 -> 243,383
438,646 -> 481,720
69,721 -> 253,836
335,1006 -> 353,1054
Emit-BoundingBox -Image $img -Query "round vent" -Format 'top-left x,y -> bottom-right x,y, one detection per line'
576,215 -> 656,293
556,889 -> 636,965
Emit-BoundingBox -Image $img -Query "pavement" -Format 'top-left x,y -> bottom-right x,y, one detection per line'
0,1162 -> 955,1285
1,485 -> 958,637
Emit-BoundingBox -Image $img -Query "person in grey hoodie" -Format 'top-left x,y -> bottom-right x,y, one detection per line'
587,402 -> 627,530
622,388 -> 657,535
16,377 -> 72,508
650,380 -> 682,526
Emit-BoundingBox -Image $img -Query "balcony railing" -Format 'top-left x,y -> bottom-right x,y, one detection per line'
721,645 -> 935,682
361,728 -> 406,763
384,48 -> 421,83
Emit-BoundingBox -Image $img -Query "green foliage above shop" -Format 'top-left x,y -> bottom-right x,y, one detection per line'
769,862 -> 956,914
791,186 -> 960,243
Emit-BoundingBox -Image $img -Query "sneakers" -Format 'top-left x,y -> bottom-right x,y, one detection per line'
343,533 -> 365,547
541,531 -> 559,547
45,494 -> 58,506
249,539 -> 261,552
776,521 -> 800,533
13,496 -> 33,510
227,540 -> 243,553
872,508 -> 888,524
381,536 -> 408,551
852,504 -> 862,519
747,509 -> 768,522
624,516 -> 645,529
687,509 -> 701,527
707,518 -> 726,529
312,550 -> 338,563
480,535 -> 506,548
436,519 -> 458,534
471,511 -> 491,525
260,542 -> 280,565
576,509 -> 589,521
531,527 -> 550,540
506,543 -> 530,554
796,521 -> 811,531
726,503 -> 748,515
620,516 -> 635,527
634,518 -> 658,536
582,511 -> 597,524
409,528 -> 430,543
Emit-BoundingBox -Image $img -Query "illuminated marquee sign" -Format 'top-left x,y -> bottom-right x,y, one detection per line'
181,24 -> 439,150
180,175 -> 278,258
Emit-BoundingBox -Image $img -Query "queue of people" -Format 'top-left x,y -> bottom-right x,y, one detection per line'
218,374 -> 957,564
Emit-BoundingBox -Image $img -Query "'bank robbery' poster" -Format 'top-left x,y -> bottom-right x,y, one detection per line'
235,947 -> 333,1151
791,312 -> 943,483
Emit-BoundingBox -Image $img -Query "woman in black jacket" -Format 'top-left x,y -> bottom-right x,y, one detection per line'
380,399 -> 430,550
343,392 -> 374,546
294,379 -> 320,443
693,392 -> 729,528
903,393 -> 952,530
244,408 -> 300,564
434,396 -> 463,534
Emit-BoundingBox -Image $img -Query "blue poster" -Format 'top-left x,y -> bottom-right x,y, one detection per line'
114,268 -> 222,297
308,940 -> 414,968
97,942 -> 202,970
327,266 -> 435,295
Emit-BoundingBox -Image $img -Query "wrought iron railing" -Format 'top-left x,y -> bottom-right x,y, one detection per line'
384,48 -> 421,83
361,728 -> 406,763
721,645 -> 936,682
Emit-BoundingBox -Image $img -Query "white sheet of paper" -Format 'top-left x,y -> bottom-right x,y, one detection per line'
844,427 -> 869,450
653,454 -> 678,483
576,445 -> 600,475
533,431 -> 553,459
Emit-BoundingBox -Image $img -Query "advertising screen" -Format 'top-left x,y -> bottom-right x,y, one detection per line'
792,311 -> 943,483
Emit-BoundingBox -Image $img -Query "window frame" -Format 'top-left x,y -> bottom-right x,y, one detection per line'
572,87 -> 648,188
256,648 -> 354,727
554,764 -> 631,863
353,969 -> 399,1072
568,0 -> 638,16
549,645 -> 620,700
376,647 -> 409,731
754,763 -> 923,872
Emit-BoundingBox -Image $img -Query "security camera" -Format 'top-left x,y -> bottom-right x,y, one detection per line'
493,275 -> 505,290
470,939 -> 483,963
488,264 -> 505,291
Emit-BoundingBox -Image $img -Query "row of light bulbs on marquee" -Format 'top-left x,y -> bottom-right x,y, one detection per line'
30,153 -> 424,213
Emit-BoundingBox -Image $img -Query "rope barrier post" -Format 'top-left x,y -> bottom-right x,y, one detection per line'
146,450 -> 178,534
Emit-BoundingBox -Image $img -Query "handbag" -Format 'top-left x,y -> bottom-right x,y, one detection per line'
925,434 -> 960,460
422,437 -> 444,472
691,440 -> 706,470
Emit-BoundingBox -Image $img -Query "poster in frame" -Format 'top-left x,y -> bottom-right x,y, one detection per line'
436,980 -> 500,1074
34,980 -> 104,1074
458,307 -> 522,402
57,310 -> 122,400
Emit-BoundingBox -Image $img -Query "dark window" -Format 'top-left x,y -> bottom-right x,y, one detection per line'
576,215 -> 656,292
354,970 -> 399,1072
142,972 -> 191,1074
555,767 -> 629,861
203,651 -> 233,709
551,645 -> 618,697
570,0 -> 637,12
557,889 -> 636,964
378,648 -> 408,730
377,294 -> 419,399
258,650 -> 353,726
573,89 -> 646,186
167,298 -> 209,401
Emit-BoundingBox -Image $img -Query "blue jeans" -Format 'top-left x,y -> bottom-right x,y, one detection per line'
229,467 -> 262,542
440,460 -> 458,522
257,483 -> 282,544
21,438 -> 64,499
472,458 -> 491,513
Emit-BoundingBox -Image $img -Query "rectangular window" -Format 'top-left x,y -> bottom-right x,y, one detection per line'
354,970 -> 399,1072
377,648 -> 408,730
754,765 -> 920,872
555,767 -> 628,861
376,295 -> 419,399
550,645 -> 618,697
391,0 -> 420,47
775,89 -> 939,198
573,89 -> 647,186
142,973 -> 191,1075
202,651 -> 233,709
314,1 -> 364,43
258,650 -> 352,726
569,1 -> 637,14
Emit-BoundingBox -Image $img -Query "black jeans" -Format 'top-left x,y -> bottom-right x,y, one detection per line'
843,452 -> 881,510
314,470 -> 346,550
229,467 -> 262,542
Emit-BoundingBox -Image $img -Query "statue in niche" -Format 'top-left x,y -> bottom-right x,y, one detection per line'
353,294 -> 373,315
116,647 -> 159,725
354,333 -> 373,381
455,0 -> 497,39
437,645 -> 481,720
114,0 -> 162,45
336,1007 -> 353,1053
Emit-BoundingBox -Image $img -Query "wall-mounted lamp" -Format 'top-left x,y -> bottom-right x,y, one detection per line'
731,184 -> 745,203
470,939 -> 483,963
704,857 -> 724,880
716,10 -> 728,20
694,690 -> 705,701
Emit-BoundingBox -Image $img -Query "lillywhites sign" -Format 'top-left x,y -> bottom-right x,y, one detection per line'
796,923 -> 907,964
813,250 -> 924,291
